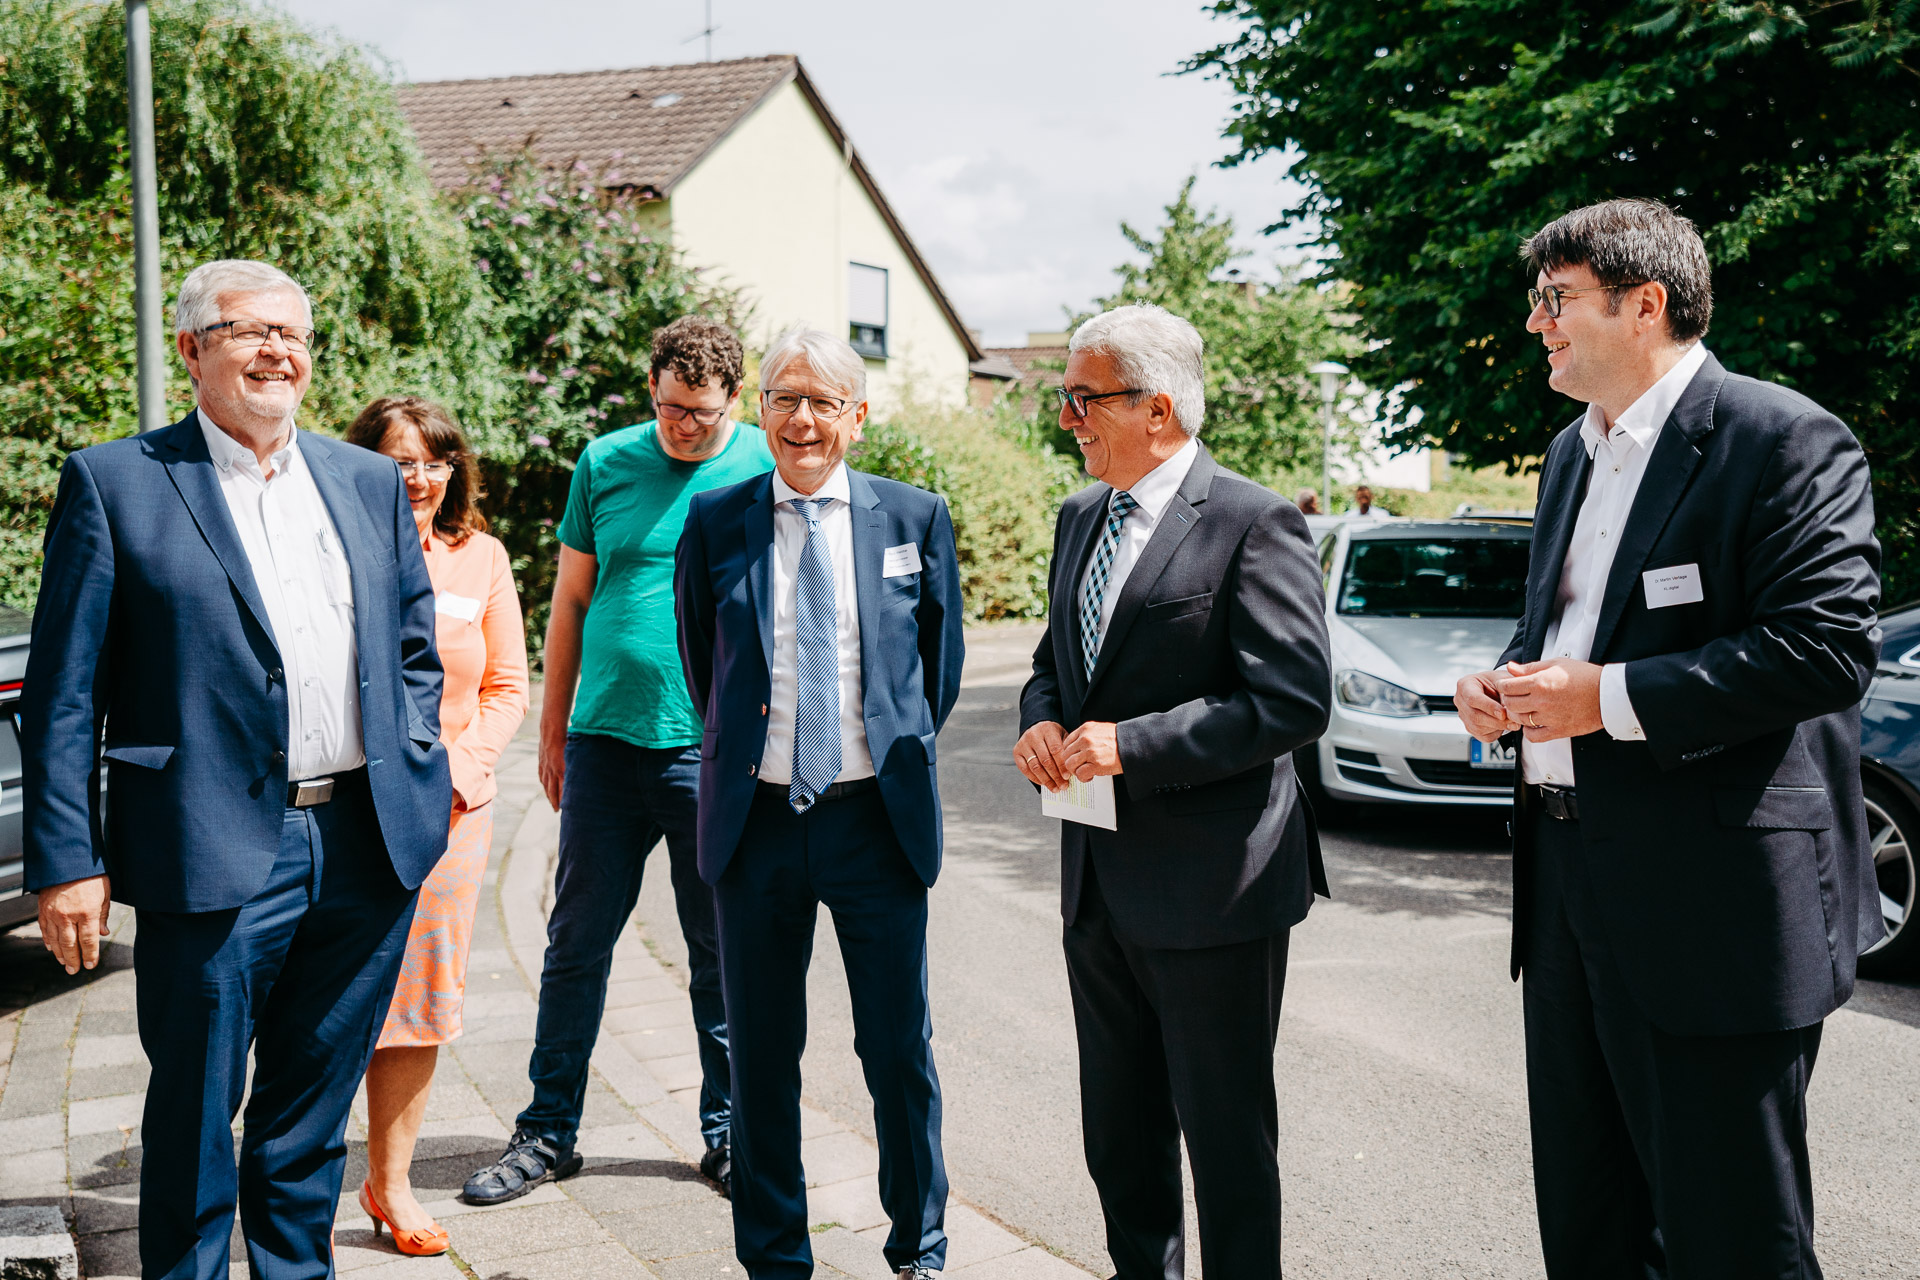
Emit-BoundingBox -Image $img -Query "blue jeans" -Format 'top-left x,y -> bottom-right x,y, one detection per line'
519,734 -> 731,1149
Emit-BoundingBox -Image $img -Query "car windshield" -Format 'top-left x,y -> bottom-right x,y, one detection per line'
1338,537 -> 1530,618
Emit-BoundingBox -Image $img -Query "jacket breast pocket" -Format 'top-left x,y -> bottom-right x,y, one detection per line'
1144,590 -> 1214,623
102,743 -> 176,771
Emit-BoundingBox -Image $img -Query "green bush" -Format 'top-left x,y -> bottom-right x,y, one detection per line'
852,402 -> 1080,622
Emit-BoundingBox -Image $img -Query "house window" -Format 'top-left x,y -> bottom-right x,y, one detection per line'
848,262 -> 888,359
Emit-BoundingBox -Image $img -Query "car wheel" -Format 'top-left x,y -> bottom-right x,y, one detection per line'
1859,777 -> 1920,979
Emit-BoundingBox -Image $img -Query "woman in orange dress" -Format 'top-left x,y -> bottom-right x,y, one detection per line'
345,397 -> 529,1255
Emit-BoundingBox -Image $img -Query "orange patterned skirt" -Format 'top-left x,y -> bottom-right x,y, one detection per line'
377,802 -> 492,1049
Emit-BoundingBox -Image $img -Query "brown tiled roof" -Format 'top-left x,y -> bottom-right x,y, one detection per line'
985,345 -> 1070,390
395,56 -> 981,361
395,55 -> 794,194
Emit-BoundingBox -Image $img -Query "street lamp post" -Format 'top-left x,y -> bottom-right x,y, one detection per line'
125,0 -> 165,433
1308,361 -> 1348,513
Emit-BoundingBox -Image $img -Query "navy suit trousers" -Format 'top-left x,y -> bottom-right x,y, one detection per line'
133,773 -> 418,1280
714,786 -> 947,1279
1524,810 -> 1823,1280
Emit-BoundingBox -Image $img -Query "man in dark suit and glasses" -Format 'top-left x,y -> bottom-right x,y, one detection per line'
1015,304 -> 1332,1279
24,259 -> 451,1279
675,327 -> 964,1280
1456,199 -> 1881,1279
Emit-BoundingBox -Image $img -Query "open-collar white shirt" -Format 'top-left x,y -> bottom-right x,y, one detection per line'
1078,436 -> 1200,653
1522,341 -> 1708,786
198,409 -> 365,781
759,462 -> 875,785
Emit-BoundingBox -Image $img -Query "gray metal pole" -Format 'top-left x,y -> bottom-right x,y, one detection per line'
125,0 -> 166,433
1321,399 -> 1331,509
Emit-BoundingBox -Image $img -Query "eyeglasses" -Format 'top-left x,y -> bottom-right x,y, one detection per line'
657,402 -> 728,427
199,321 -> 323,352
1055,386 -> 1143,420
762,388 -> 854,419
1527,281 -> 1650,319
393,459 -> 454,480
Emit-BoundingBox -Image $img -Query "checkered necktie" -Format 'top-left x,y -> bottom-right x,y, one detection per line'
1079,489 -> 1139,679
788,498 -> 841,813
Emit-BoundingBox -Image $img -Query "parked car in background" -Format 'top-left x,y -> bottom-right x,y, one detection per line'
1301,520 -> 1532,809
0,606 -> 37,930
1860,600 -> 1920,977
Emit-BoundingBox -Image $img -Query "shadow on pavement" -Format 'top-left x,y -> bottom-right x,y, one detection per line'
0,919 -> 134,1016
1316,799 -> 1515,921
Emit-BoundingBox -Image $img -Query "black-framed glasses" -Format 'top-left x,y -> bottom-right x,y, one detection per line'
657,402 -> 728,427
393,459 -> 454,480
1055,386 -> 1144,420
762,388 -> 854,419
198,320 -> 323,352
1527,281 -> 1651,319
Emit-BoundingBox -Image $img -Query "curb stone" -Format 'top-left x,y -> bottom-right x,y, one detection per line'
0,1205 -> 79,1280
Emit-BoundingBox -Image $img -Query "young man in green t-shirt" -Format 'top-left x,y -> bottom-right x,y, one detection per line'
465,316 -> 773,1203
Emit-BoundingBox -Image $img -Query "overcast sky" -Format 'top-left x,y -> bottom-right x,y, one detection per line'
273,0 -> 1310,346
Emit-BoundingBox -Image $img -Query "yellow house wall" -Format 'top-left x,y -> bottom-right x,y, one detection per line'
665,80 -> 970,413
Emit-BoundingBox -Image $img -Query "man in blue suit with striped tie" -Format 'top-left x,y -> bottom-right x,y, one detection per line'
675,327 -> 965,1280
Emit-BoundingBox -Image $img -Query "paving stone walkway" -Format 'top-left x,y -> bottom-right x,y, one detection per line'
0,692 -> 1087,1280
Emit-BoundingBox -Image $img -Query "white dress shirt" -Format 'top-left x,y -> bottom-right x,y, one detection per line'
1077,437 -> 1201,652
1521,341 -> 1709,786
758,463 -> 876,785
199,412 -> 365,781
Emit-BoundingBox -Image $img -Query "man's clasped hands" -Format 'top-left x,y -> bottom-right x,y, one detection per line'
1454,657 -> 1607,745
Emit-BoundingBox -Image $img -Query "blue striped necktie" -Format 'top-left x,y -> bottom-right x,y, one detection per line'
1079,489 -> 1139,679
788,497 -> 841,813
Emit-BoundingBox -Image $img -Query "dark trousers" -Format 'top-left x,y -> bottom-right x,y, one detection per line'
714,786 -> 948,1279
133,772 -> 416,1280
521,734 -> 731,1149
1523,809 -> 1824,1280
1063,864 -> 1291,1280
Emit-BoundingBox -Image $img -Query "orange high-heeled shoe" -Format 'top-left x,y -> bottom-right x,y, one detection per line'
358,1181 -> 450,1257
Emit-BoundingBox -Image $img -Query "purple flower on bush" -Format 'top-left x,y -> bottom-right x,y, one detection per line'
559,367 -> 579,379
605,393 -> 627,405
476,258 -> 491,272
523,270 -> 534,280
527,370 -> 548,384
587,271 -> 603,283
537,191 -> 559,209
511,213 -> 532,226
529,434 -> 551,448
544,385 -> 563,397
545,333 -> 561,346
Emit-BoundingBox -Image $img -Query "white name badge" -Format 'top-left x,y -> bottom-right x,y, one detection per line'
435,592 -> 482,622
1642,564 -> 1704,609
882,543 -> 923,578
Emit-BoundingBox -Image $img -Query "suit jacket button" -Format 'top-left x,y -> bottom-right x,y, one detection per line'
271,750 -> 286,766
270,667 -> 284,683
748,764 -> 757,776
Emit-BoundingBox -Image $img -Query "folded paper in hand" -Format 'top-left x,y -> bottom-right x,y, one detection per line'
1041,774 -> 1117,830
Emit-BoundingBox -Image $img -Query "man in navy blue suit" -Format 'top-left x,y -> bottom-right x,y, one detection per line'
675,327 -> 964,1280
23,259 -> 452,1280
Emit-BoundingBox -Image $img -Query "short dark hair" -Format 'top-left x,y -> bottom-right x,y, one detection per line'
651,314 -> 744,397
1522,199 -> 1713,342
344,395 -> 486,547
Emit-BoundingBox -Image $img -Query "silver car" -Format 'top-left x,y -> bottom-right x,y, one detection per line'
1302,520 -> 1532,808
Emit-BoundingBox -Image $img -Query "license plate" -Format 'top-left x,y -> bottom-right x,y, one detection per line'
1470,738 -> 1516,769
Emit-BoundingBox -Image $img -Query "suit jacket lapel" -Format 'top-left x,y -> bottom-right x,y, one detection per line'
1587,356 -> 1722,662
846,469 -> 887,717
743,473 -> 777,671
300,433 -> 378,625
1084,446 -> 1214,697
157,411 -> 279,653
1523,430 -> 1591,662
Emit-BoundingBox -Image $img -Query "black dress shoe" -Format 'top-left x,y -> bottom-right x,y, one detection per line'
462,1128 -> 582,1206
699,1143 -> 732,1198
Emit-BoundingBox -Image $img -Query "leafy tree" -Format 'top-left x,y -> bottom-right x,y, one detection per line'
1083,179 -> 1355,486
450,154 -> 738,645
1193,0 -> 1920,598
0,0 -> 495,605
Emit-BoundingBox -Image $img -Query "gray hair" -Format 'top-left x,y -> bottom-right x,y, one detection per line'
1069,304 -> 1205,437
760,326 -> 867,403
173,259 -> 311,335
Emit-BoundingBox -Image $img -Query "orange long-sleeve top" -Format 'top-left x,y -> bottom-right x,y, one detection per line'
421,527 -> 530,808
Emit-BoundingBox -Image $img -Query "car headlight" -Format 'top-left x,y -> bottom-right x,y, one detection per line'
1335,669 -> 1426,718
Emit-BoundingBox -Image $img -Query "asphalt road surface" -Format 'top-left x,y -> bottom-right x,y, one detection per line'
638,623 -> 1920,1277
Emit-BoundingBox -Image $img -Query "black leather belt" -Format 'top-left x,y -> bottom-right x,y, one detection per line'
287,767 -> 365,809
1529,783 -> 1580,823
755,776 -> 879,805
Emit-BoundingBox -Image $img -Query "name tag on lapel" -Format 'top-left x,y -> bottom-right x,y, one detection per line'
435,592 -> 482,622
883,543 -> 922,578
1642,564 -> 1703,609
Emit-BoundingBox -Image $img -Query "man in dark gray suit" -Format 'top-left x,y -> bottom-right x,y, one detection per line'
1016,304 -> 1331,1280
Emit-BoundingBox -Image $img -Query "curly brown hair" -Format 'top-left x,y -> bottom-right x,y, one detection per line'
651,314 -> 744,396
344,396 -> 487,547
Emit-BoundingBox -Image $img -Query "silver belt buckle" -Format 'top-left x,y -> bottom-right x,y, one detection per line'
291,777 -> 335,808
